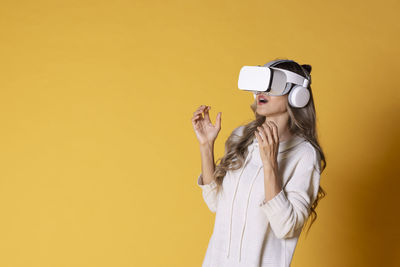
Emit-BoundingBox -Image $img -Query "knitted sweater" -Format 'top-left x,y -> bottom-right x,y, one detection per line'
196,126 -> 321,267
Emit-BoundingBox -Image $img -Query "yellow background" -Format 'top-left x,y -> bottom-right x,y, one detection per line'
0,0 -> 399,266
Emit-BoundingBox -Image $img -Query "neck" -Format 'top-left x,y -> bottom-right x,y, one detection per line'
265,113 -> 293,143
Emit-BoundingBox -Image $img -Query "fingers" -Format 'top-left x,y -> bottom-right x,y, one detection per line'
256,126 -> 267,143
204,105 -> 211,123
257,120 -> 279,145
195,105 -> 206,112
262,123 -> 273,145
267,121 -> 279,143
254,130 -> 262,143
191,113 -> 202,123
192,105 -> 208,124
193,105 -> 208,117
192,105 -> 220,129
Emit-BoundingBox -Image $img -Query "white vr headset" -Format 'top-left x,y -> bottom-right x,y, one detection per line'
238,59 -> 311,108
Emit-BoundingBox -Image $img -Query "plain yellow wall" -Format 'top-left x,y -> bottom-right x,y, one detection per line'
0,0 -> 399,266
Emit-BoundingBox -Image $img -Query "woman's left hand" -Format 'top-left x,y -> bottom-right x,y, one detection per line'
254,121 -> 279,170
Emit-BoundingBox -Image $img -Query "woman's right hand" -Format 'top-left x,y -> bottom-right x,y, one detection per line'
191,105 -> 222,145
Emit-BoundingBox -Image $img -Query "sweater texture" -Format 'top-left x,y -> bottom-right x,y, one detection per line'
197,125 -> 321,267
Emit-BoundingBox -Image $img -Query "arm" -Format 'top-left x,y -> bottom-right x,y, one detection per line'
196,125 -> 245,213
259,145 -> 321,239
196,142 -> 218,213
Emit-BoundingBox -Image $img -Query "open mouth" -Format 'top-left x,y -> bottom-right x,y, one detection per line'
258,96 -> 268,104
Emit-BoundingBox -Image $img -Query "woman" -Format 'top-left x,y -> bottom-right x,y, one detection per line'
191,59 -> 327,267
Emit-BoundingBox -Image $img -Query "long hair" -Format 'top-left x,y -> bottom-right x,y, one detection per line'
213,58 -> 327,236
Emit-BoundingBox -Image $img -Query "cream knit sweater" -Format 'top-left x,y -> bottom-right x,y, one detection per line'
197,125 -> 321,267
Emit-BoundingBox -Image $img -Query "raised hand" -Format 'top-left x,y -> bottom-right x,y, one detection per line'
191,105 -> 222,145
254,120 -> 279,169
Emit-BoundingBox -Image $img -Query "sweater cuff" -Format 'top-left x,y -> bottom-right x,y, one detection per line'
197,173 -> 217,190
259,189 -> 290,216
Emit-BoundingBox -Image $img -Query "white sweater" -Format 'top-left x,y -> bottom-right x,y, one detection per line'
197,126 -> 321,267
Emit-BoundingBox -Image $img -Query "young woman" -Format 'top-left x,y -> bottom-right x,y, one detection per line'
191,59 -> 327,267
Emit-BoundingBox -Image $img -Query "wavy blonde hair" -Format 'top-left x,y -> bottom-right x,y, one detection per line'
213,58 -> 327,236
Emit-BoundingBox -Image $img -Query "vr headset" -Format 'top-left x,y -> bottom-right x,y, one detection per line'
238,59 -> 311,108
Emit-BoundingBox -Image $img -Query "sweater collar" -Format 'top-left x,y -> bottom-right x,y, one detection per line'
252,134 -> 305,153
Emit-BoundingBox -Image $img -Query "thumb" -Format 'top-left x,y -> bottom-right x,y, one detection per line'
215,112 -> 222,129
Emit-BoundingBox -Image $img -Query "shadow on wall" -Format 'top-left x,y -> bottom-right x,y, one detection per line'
331,99 -> 400,266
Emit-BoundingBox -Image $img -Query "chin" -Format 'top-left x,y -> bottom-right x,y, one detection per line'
256,109 -> 269,117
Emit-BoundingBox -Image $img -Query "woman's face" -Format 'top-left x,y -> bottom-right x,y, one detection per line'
255,93 -> 288,117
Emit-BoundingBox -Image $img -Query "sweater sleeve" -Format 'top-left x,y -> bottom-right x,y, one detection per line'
196,125 -> 244,213
196,173 -> 218,213
259,145 -> 321,239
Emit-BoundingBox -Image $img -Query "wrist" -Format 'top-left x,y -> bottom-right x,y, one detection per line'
263,163 -> 279,181
262,160 -> 277,170
200,141 -> 214,149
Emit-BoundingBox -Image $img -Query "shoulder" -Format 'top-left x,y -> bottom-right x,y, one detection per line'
232,125 -> 245,137
295,139 -> 321,172
298,140 -> 316,158
224,125 -> 246,152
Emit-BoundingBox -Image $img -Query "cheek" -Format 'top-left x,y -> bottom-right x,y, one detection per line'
278,100 -> 288,110
269,96 -> 288,108
276,96 -> 288,110
268,100 -> 287,111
